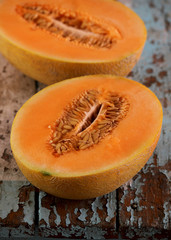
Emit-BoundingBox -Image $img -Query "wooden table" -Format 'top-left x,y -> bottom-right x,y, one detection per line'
0,0 -> 170,239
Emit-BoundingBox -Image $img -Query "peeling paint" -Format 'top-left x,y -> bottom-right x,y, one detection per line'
23,190 -> 34,225
0,181 -> 28,219
74,207 -> 78,215
78,208 -> 88,222
53,206 -> 61,226
122,179 -> 133,191
163,201 -> 170,229
105,192 -> 116,222
84,226 -> 106,239
39,192 -> 50,227
0,181 -> 35,237
65,213 -> 71,227
39,206 -> 50,227
0,225 -> 34,237
39,192 -> 116,238
90,197 -> 103,224
159,169 -> 171,181
40,225 -> 107,239
138,217 -> 143,228
126,206 -> 135,226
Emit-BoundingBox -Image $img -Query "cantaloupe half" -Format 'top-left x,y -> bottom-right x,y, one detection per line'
11,75 -> 162,199
0,0 -> 146,84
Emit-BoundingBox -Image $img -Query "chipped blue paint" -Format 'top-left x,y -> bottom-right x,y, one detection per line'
23,189 -> 34,225
105,192 -> 116,222
84,226 -> 106,239
53,206 -> 61,226
40,225 -> 107,239
74,207 -> 78,215
0,181 -> 29,219
39,191 -> 50,227
0,225 -> 34,238
90,196 -> 103,224
163,201 -> 170,230
0,181 -> 35,237
78,208 -> 88,222
65,213 -> 71,227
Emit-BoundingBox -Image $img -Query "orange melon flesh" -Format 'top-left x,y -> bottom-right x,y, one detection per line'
0,0 -> 146,84
11,75 -> 162,199
0,0 -> 146,61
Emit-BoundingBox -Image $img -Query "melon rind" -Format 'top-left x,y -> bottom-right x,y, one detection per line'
12,133 -> 160,199
0,33 -> 142,85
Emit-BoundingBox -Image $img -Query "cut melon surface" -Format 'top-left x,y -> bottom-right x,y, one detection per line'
0,0 -> 147,84
11,75 -> 162,199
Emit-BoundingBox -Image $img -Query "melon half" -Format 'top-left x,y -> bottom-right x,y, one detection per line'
0,0 -> 146,84
11,75 -> 162,199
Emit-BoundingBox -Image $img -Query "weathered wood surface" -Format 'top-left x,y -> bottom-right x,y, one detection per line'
0,56 -> 36,180
119,0 -> 171,239
39,191 -> 117,239
0,181 -> 35,237
0,0 -> 170,239
0,57 -> 36,237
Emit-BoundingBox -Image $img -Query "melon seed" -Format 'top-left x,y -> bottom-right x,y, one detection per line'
48,89 -> 129,156
16,4 -> 122,49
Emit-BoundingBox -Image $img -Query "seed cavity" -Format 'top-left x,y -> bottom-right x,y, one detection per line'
16,4 -> 121,49
48,89 -> 130,156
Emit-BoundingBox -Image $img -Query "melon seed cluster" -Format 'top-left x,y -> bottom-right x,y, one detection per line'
49,90 -> 130,156
16,4 -> 121,49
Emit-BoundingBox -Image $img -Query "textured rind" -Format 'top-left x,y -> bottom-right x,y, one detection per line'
13,131 -> 161,200
0,33 -> 142,85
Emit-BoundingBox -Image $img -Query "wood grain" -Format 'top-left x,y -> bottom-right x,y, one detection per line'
119,0 -> 171,239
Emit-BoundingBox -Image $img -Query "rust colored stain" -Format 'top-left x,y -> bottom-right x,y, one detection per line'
153,153 -> 158,167
152,54 -> 165,64
153,16 -> 158,22
150,40 -> 155,44
158,71 -> 168,79
143,76 -> 161,87
1,148 -> 13,163
146,68 -> 153,74
2,65 -> 6,73
0,135 -> 5,140
159,161 -> 171,171
149,1 -> 155,8
18,184 -> 35,202
163,97 -> 168,108
128,71 -> 134,77
4,167 -> 9,172
131,203 -> 138,210
164,14 -> 170,31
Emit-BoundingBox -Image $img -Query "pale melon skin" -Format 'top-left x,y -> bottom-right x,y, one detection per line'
12,131 -> 160,200
0,33 -> 143,85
